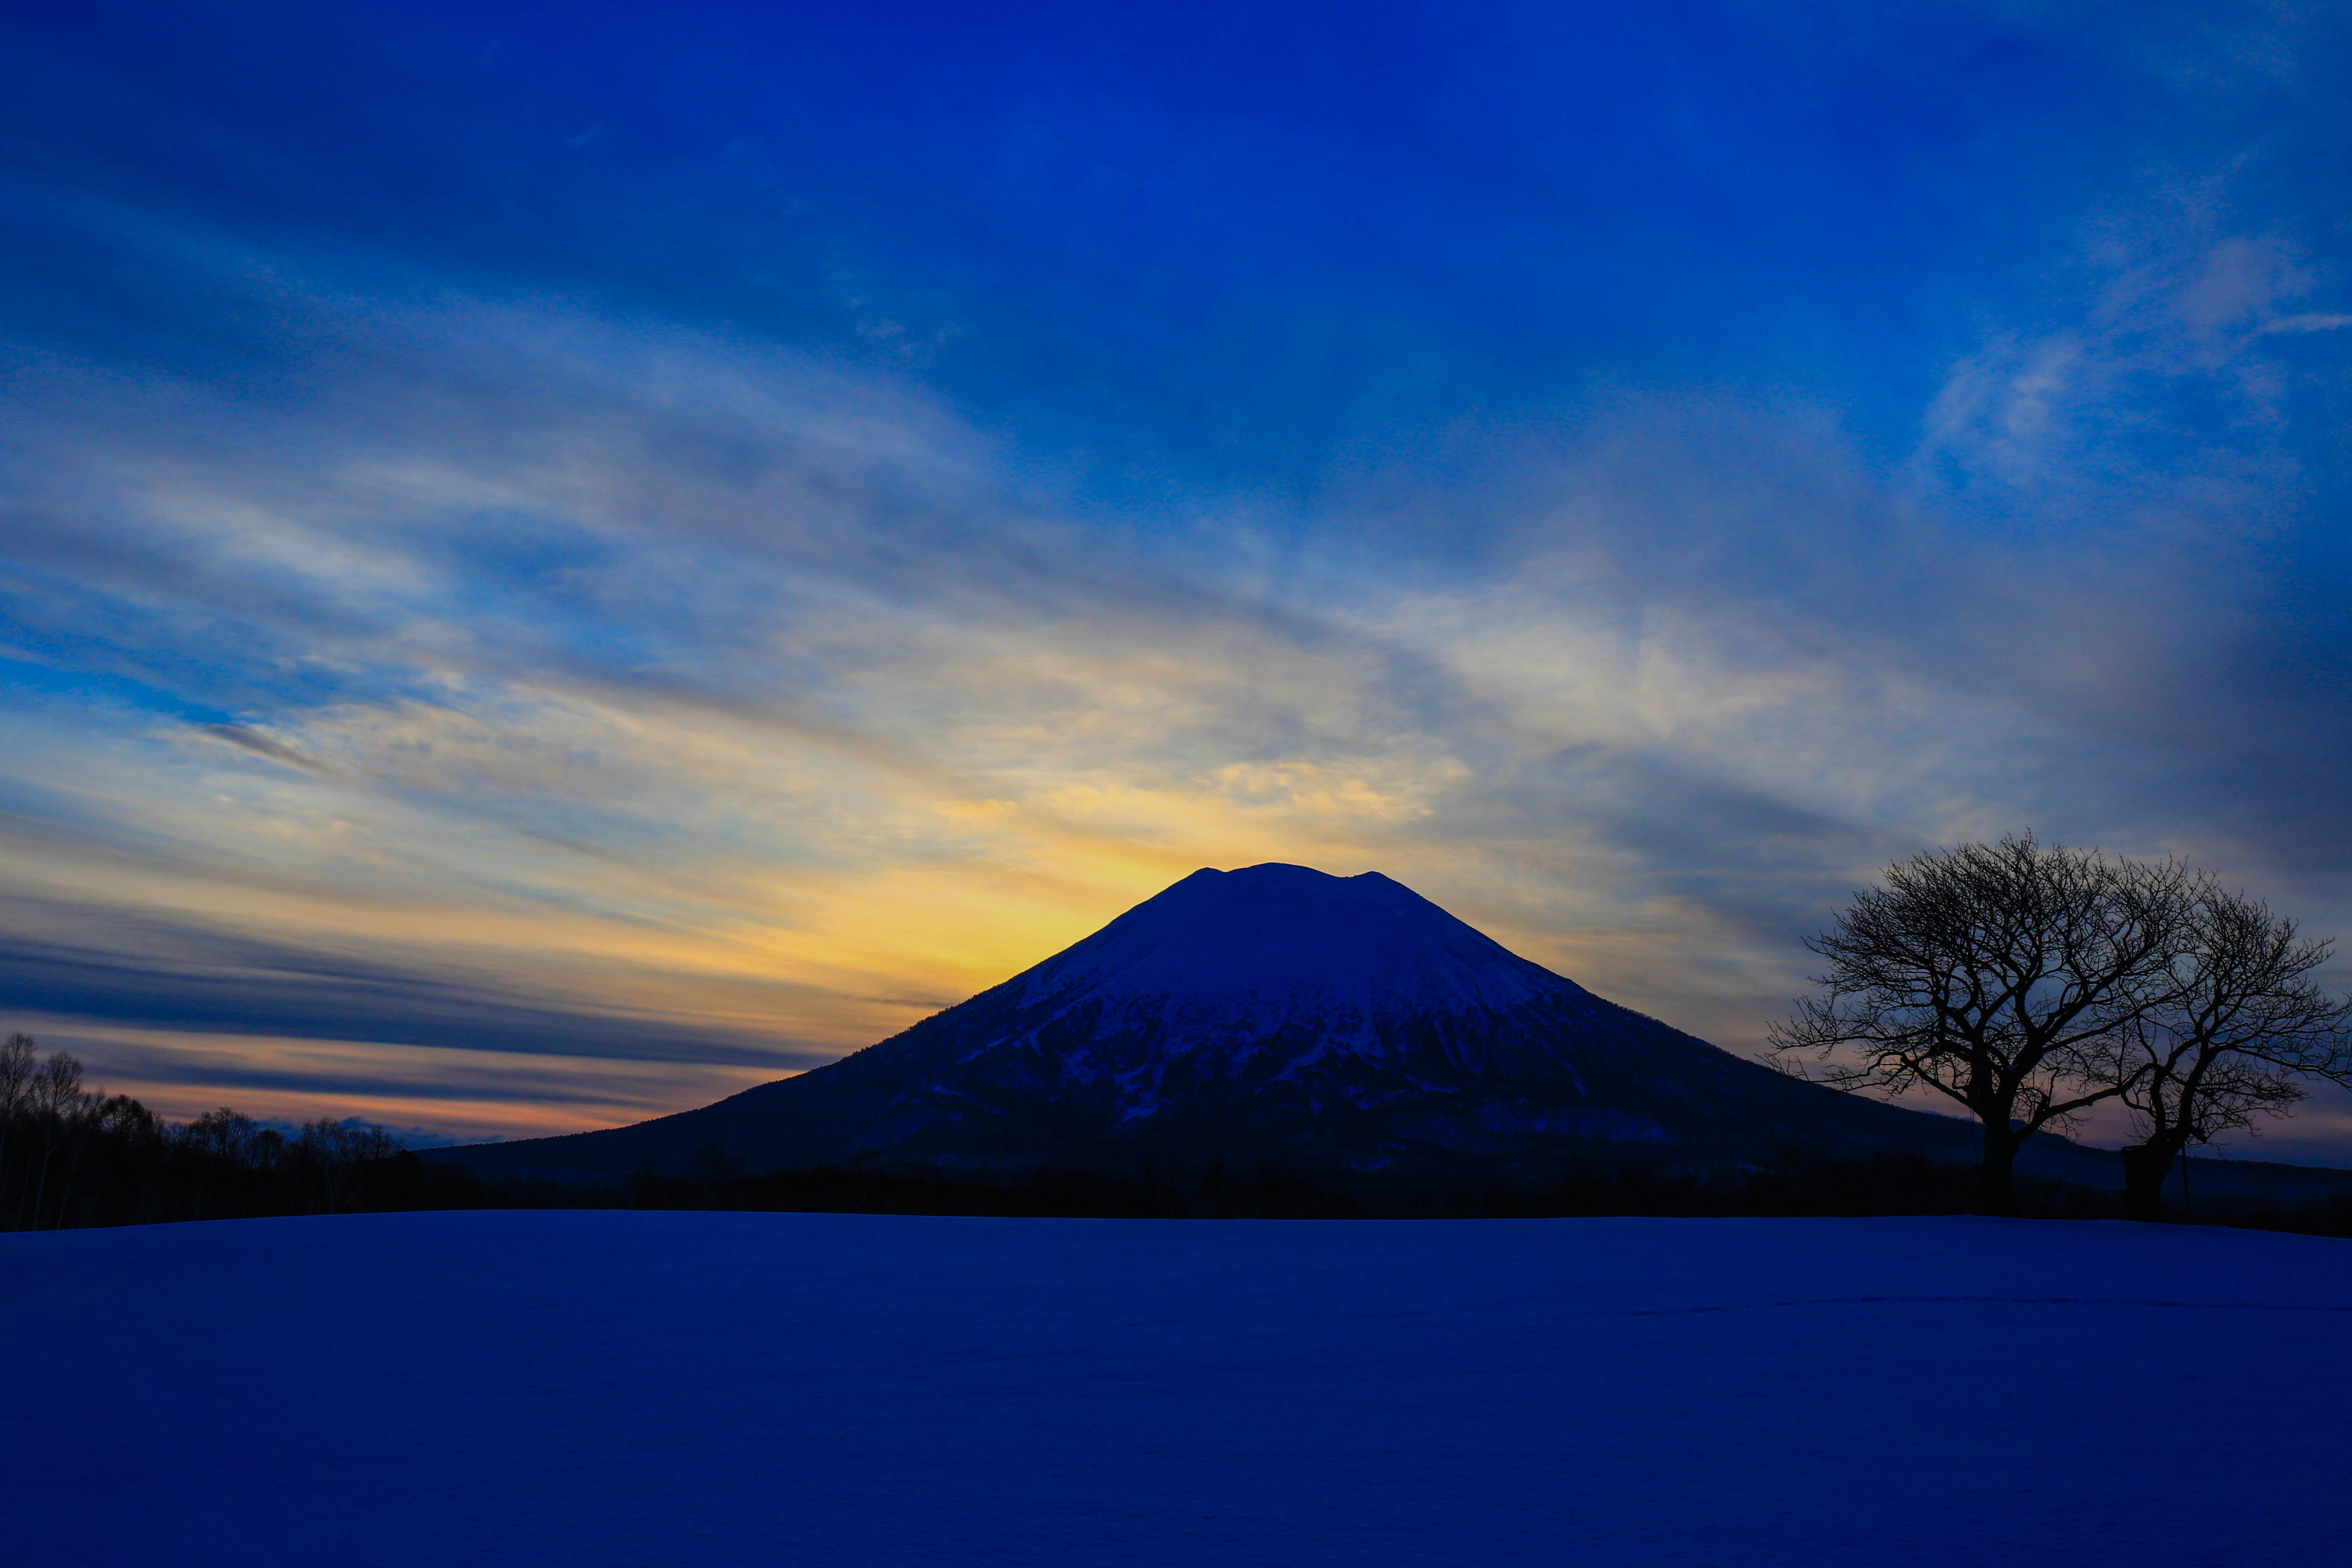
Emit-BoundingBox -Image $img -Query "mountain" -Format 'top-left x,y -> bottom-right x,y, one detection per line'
442,862 -> 2005,1182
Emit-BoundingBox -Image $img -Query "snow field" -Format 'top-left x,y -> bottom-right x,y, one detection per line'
5,1212 -> 2348,1567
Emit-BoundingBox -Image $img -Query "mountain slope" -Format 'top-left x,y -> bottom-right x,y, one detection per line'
445,863 -> 1995,1179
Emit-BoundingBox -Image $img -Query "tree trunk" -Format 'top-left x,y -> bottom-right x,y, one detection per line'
30,1155 -> 50,1229
1977,1125 -> 2020,1217
54,1136 -> 84,1230
2119,1141 -> 2179,1222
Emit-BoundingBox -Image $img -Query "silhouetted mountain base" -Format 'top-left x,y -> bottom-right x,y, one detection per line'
20,1116 -> 2352,1236
537,1152 -> 2352,1234
438,866 -> 2073,1183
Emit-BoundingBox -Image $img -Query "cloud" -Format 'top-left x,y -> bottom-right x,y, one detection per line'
196,723 -> 330,773
2264,313 -> 2352,334
15,1018 -> 775,1142
2,188 -> 2347,1156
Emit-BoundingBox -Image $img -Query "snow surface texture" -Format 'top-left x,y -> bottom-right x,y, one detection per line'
8,1213 -> 2347,1567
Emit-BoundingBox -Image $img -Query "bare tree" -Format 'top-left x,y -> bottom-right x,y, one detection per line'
186,1107 -> 263,1164
183,1106 -> 244,1220
26,1049 -> 86,1228
1768,834 -> 2189,1215
2101,884 -> 2352,1221
0,1033 -> 37,1221
294,1119 -> 401,1213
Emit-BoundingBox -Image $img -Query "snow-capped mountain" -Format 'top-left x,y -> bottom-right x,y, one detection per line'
451,863 -> 1975,1177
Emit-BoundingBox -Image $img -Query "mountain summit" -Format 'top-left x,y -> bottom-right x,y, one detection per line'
450,863 -> 1974,1178
1008,864 -> 1576,1018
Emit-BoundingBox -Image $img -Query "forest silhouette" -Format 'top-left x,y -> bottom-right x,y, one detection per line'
6,1031 -> 2352,1234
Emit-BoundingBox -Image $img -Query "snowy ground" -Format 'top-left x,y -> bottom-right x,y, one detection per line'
7,1213 -> 2348,1567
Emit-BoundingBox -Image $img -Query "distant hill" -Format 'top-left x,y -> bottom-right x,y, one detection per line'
437,862 -> 2080,1184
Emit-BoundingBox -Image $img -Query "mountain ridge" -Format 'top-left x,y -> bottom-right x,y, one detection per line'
440,862 -> 2021,1181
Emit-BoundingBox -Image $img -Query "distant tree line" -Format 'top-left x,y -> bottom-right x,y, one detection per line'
7,1032 -> 2352,1234
617,1143 -> 2352,1233
0,1034 -> 486,1229
12,831 -> 2352,1235
1770,834 -> 2352,1218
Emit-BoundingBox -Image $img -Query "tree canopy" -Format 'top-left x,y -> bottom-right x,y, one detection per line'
1771,834 -> 2350,1215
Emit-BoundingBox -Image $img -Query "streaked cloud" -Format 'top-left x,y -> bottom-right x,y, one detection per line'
3,1 -> 2348,1158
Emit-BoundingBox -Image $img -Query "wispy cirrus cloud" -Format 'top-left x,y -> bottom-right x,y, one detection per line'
4,1 -> 2349,1159
2262,312 -> 2352,334
6,230 -> 2349,1146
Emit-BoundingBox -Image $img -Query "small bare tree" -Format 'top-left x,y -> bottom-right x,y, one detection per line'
294,1119 -> 401,1213
0,1033 -> 37,1221
26,1049 -> 86,1228
186,1107 -> 263,1164
1768,834 -> 2189,1215
2102,884 -> 2352,1220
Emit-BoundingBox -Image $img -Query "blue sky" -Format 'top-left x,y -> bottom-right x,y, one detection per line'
3,1 -> 2350,1154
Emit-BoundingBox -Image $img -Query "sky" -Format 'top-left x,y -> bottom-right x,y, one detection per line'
2,1 -> 2349,1157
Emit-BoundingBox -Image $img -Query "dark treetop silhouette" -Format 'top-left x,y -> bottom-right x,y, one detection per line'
1769,835 -> 2352,1216
2104,881 -> 2352,1220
